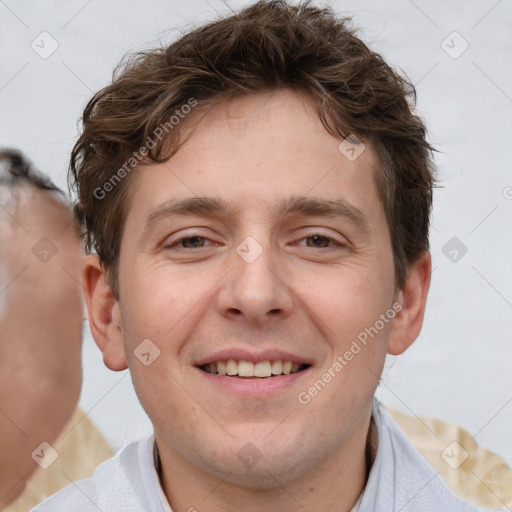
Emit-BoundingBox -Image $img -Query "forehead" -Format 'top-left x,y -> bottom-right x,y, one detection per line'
126,89 -> 384,228
177,89 -> 372,163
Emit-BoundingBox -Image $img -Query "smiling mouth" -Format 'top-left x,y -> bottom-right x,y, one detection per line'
200,359 -> 310,378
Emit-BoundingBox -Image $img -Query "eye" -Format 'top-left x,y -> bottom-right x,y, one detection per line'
295,232 -> 346,249
304,235 -> 331,248
164,234 -> 215,250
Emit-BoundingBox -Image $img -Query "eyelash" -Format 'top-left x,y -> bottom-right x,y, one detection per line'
164,231 -> 346,250
296,233 -> 345,249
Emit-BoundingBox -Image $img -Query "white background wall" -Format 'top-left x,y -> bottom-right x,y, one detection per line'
1,0 -> 511,468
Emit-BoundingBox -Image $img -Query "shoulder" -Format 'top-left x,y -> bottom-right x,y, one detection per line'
29,439 -> 154,512
5,408 -> 113,512
369,400 -> 503,512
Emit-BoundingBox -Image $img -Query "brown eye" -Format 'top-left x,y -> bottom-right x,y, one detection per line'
165,234 -> 215,250
180,236 -> 207,248
305,235 -> 331,248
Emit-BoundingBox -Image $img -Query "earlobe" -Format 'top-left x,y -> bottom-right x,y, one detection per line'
83,254 -> 128,371
387,251 -> 432,356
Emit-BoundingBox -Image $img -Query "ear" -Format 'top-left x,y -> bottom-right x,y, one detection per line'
387,251 -> 431,356
83,254 -> 127,371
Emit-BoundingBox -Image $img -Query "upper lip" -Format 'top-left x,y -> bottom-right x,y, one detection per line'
195,349 -> 312,367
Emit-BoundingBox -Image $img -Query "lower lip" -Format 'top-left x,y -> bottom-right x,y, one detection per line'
196,367 -> 310,397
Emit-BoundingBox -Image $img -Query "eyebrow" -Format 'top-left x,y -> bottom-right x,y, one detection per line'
142,195 -> 370,233
143,196 -> 231,234
274,196 -> 370,230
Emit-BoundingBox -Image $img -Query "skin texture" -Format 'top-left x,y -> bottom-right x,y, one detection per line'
0,186 -> 83,507
84,89 -> 431,512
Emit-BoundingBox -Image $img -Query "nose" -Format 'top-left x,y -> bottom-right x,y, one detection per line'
216,236 -> 294,328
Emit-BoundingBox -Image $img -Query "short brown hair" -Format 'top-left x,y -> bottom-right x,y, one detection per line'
70,0 -> 436,299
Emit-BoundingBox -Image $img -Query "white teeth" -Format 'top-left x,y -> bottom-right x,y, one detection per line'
203,359 -> 307,377
217,360 -> 227,376
226,359 -> 238,376
238,360 -> 254,377
282,361 -> 292,375
271,360 -> 283,375
254,361 -> 272,377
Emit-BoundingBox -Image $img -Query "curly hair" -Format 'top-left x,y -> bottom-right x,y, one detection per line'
70,0 -> 436,299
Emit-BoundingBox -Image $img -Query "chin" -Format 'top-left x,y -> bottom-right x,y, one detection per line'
192,434 -> 325,489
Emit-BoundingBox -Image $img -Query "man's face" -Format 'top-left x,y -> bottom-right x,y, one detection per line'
115,89 -> 398,483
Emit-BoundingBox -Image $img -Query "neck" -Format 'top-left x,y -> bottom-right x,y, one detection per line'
156,407 -> 374,512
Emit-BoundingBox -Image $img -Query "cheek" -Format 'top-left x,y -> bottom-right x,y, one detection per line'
128,359 -> 203,450
120,263 -> 212,339
297,264 -> 392,345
